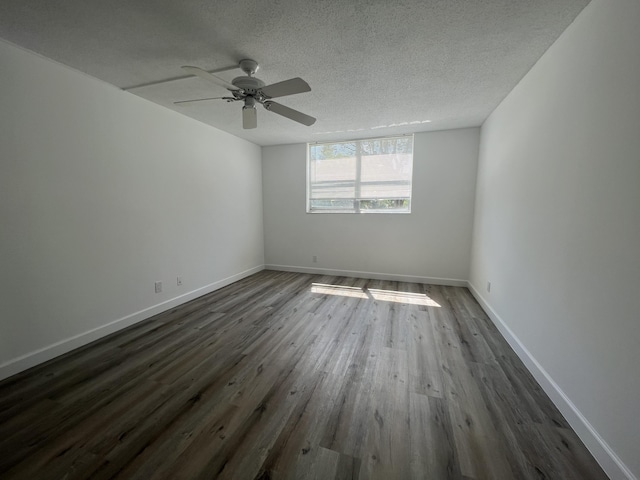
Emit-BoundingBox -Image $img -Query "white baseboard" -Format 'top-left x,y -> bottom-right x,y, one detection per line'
0,265 -> 265,382
265,264 -> 467,287
467,282 -> 636,480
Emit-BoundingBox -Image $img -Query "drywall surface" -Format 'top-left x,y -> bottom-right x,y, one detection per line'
263,128 -> 479,284
469,0 -> 640,477
0,39 -> 264,378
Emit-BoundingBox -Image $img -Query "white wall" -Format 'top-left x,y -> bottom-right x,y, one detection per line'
262,128 -> 479,284
0,40 -> 264,379
469,0 -> 640,478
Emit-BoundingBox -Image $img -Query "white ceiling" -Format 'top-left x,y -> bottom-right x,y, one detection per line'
0,0 -> 590,146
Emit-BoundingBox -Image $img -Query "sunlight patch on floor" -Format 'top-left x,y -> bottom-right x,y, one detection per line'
311,283 -> 368,299
310,283 -> 441,307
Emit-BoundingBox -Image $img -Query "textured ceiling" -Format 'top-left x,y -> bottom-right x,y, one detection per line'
0,0 -> 590,146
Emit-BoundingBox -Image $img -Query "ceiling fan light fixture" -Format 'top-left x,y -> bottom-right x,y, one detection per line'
242,101 -> 258,129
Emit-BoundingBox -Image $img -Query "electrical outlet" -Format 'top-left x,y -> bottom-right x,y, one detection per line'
155,281 -> 162,293
177,276 -> 183,286
312,255 -> 317,263
486,281 -> 491,293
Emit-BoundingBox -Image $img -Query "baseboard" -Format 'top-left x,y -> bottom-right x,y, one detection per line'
467,282 -> 636,480
0,265 -> 265,382
265,264 -> 467,287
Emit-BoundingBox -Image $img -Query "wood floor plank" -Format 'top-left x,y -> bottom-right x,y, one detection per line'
216,369 -> 322,480
409,393 -> 462,479
0,270 -> 609,479
429,294 -> 519,479
406,307 -> 444,397
334,452 -> 361,480
248,371 -> 331,480
358,347 -> 411,480
298,446 -> 340,480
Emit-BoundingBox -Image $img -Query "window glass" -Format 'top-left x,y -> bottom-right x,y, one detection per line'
308,136 -> 413,213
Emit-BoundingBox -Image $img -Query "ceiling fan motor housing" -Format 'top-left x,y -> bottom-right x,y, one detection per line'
232,76 -> 266,96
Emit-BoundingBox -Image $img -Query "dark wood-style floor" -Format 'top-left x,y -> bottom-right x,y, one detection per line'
0,270 -> 608,479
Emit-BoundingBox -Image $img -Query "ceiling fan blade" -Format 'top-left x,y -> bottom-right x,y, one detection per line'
243,107 -> 257,129
174,96 -> 228,105
181,66 -> 238,91
263,101 -> 316,126
260,77 -> 311,99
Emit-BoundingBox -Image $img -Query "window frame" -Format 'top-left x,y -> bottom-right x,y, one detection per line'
306,134 -> 414,214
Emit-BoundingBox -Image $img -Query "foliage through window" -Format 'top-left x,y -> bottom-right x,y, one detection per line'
307,135 -> 414,213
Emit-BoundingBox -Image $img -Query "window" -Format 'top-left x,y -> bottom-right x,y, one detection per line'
307,135 -> 414,213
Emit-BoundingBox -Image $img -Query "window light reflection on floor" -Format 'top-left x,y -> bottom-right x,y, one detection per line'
311,284 -> 368,299
310,283 -> 441,307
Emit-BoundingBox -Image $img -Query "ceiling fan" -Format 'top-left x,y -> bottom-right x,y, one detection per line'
176,59 -> 315,129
